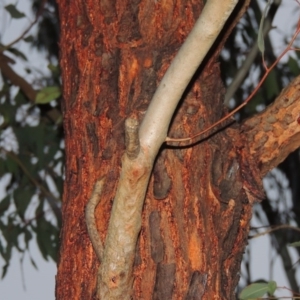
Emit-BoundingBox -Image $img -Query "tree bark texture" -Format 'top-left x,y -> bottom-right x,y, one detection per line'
56,0 -> 300,299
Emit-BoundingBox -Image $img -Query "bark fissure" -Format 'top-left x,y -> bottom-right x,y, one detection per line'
83,1 -> 240,298
56,0 -> 300,299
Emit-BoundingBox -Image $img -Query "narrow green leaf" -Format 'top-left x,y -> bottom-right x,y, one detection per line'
24,228 -> 33,248
47,228 -> 59,261
5,155 -> 19,176
257,17 -> 265,54
288,241 -> 300,247
2,218 -> 21,250
268,280 -> 277,295
35,86 -> 61,104
257,0 -> 272,54
5,4 -> 25,19
239,282 -> 269,299
36,226 -> 50,261
0,195 -> 11,213
0,160 -> 5,177
1,263 -> 9,279
264,69 -> 280,99
0,101 -> 17,125
30,256 -> 38,270
0,241 -> 4,258
288,56 -> 300,77
14,90 -> 27,105
8,47 -> 27,61
23,35 -> 34,43
47,64 -> 60,73
296,49 -> 300,61
14,187 -> 33,220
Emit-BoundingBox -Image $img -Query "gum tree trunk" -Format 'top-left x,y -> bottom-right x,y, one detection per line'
55,0 -> 300,299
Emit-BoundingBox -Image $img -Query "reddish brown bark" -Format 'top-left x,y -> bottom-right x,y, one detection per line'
245,76 -> 300,176
55,0 -> 299,299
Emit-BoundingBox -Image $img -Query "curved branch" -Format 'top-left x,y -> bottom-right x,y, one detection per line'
85,178 -> 105,261
98,152 -> 152,299
249,224 -> 300,239
92,1 -> 240,299
139,0 -> 239,159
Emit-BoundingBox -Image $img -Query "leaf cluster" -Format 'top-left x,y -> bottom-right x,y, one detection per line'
0,0 -> 62,277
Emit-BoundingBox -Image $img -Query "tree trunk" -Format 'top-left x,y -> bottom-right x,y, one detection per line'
55,0 -> 300,299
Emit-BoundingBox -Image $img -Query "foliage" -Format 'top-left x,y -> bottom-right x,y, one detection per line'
239,280 -> 276,299
220,0 -> 300,294
0,0 -> 62,278
35,85 -> 61,104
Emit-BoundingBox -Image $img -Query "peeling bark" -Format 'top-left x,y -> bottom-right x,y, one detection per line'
244,75 -> 300,176
55,0 -> 300,299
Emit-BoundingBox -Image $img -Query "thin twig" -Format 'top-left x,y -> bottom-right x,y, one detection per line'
249,224 -> 300,239
224,0 -> 281,106
277,285 -> 300,296
139,0 -> 239,159
166,25 -> 300,144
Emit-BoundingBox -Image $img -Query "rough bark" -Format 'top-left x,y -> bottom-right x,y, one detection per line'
244,76 -> 300,176
56,0 -> 299,299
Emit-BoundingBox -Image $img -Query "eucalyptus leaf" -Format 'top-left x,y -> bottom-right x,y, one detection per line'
239,282 -> 269,299
24,228 -> 33,248
268,280 -> 277,295
23,35 -> 34,43
8,47 -> 27,61
35,86 -> 61,104
5,4 -> 25,19
257,0 -> 272,54
3,218 -> 21,249
257,17 -> 265,54
35,218 -> 59,261
288,56 -> 300,77
47,63 -> 60,73
0,101 -> 17,125
14,90 -> 27,105
4,155 -> 19,176
288,241 -> 300,247
0,0 -> 62,278
14,187 -> 34,220
30,256 -> 38,270
0,195 -> 11,213
1,263 -> 9,279
264,69 -> 279,99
